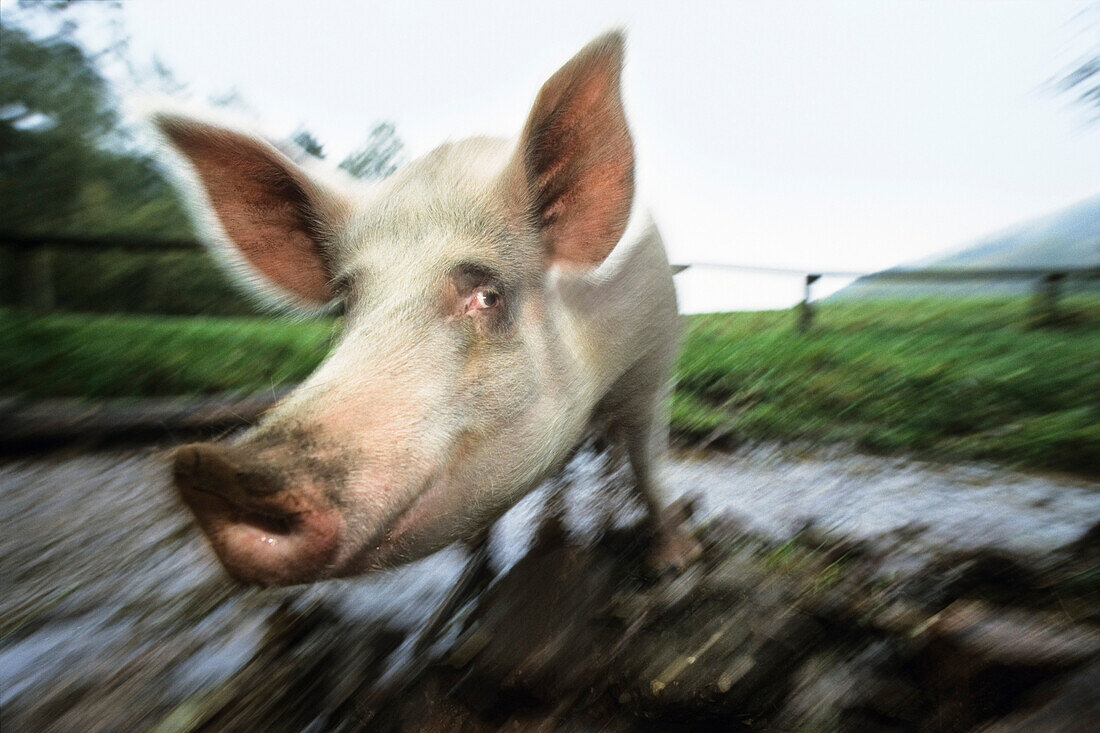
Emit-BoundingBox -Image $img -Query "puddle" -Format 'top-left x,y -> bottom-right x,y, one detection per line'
1,444 -> 1096,725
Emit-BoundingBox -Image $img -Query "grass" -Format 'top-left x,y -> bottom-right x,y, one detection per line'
675,297 -> 1100,474
1,297 -> 1098,473
0,309 -> 335,400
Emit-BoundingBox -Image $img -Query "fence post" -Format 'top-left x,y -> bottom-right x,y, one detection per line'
798,273 -> 821,332
1031,272 -> 1065,326
15,243 -> 55,313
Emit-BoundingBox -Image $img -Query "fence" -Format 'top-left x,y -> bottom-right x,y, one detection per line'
664,261 -> 1099,329
2,234 -> 1099,326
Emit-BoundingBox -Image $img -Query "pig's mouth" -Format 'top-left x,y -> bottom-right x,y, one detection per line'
174,444 -> 347,587
329,467 -> 453,575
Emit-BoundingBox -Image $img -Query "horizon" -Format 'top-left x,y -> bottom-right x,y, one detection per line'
5,0 -> 1099,311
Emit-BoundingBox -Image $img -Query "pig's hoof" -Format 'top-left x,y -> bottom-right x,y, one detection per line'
646,525 -> 703,575
645,498 -> 703,574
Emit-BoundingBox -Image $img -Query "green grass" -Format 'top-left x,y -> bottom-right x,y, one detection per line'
676,297 -> 1100,473
2,297 -> 1098,473
0,309 -> 335,400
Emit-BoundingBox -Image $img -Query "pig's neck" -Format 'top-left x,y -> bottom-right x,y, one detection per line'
549,205 -> 677,401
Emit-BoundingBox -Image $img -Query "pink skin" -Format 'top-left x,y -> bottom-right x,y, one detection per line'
343,462 -> 470,573
172,280 -> 508,585
174,444 -> 347,586
175,437 -> 473,584
159,33 -> 694,587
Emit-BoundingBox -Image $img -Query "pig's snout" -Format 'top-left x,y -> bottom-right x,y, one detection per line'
172,443 -> 346,587
173,443 -> 287,498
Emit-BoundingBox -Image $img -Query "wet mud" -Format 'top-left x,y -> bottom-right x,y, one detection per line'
1,445 -> 1097,731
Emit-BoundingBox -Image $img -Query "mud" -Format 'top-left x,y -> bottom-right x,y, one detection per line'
1,445 -> 1097,731
364,509 -> 1100,732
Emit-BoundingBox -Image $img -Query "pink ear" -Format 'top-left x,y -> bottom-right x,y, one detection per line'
515,31 -> 635,269
152,113 -> 348,307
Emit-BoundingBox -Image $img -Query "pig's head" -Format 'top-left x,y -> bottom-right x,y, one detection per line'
157,33 -> 636,586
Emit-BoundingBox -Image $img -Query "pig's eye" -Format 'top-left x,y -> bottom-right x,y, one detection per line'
449,263 -> 507,322
474,288 -> 500,309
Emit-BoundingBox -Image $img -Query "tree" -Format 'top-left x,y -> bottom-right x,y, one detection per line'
291,128 -> 326,159
0,4 -> 406,314
0,19 -> 188,236
1061,56 -> 1100,112
339,122 -> 403,180
1057,3 -> 1100,117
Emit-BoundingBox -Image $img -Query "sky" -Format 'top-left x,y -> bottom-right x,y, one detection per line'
12,0 -> 1100,311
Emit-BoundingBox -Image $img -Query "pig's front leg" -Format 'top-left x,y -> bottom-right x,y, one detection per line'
623,420 -> 703,574
598,347 -> 702,574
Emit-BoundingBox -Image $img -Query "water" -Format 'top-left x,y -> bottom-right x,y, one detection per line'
1,444 -> 1096,723
665,445 -> 1100,555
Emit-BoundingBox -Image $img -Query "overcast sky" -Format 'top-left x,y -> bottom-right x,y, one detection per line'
17,0 -> 1100,311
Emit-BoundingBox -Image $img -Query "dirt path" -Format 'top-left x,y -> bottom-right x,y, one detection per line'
1,446 -> 1097,730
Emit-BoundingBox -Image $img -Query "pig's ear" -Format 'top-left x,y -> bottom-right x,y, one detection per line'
512,31 -> 635,269
150,112 -> 350,310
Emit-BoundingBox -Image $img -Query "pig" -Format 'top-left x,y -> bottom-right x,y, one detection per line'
156,31 -> 696,587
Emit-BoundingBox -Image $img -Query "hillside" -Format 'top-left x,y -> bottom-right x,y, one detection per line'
837,194 -> 1100,299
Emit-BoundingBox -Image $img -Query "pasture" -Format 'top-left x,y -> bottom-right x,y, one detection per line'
3,295 -> 1097,473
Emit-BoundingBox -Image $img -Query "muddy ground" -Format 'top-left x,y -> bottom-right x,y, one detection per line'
1,446 -> 1098,731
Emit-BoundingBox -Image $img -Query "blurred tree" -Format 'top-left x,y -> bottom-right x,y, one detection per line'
291,128 -> 326,159
0,10 -> 210,314
0,4 -> 404,314
1062,56 -> 1100,111
15,0 -> 107,9
0,19 -> 189,236
339,122 -> 404,179
1058,3 -> 1100,116
152,56 -> 189,97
